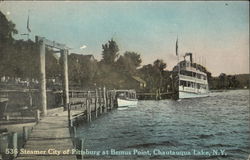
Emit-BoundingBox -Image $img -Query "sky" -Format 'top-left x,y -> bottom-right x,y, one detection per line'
0,1 -> 249,76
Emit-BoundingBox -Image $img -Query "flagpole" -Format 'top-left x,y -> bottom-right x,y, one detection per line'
178,49 -> 180,87
176,36 -> 180,98
27,10 -> 31,40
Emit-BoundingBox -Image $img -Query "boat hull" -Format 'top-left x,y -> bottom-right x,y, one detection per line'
117,98 -> 138,107
179,91 -> 209,99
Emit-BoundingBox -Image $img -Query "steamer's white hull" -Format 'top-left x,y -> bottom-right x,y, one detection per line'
179,91 -> 209,99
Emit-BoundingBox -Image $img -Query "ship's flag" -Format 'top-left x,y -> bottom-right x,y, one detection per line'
175,38 -> 178,56
27,15 -> 31,33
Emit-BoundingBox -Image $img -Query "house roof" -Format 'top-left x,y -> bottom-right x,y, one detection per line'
70,53 -> 95,61
132,76 -> 146,84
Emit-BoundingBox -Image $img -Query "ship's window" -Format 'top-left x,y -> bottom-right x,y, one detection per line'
180,80 -> 183,86
191,82 -> 194,88
193,72 -> 197,77
197,74 -> 201,79
197,84 -> 200,89
180,80 -> 187,87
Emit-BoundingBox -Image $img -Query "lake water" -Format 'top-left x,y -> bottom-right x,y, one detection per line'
76,89 -> 250,159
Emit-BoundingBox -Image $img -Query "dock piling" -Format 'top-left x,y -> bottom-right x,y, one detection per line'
103,87 -> 107,113
68,103 -> 72,127
95,89 -> 98,118
80,138 -> 84,160
86,91 -> 91,122
98,88 -> 102,114
35,109 -> 40,123
38,39 -> 47,116
9,132 -> 18,158
23,126 -> 28,142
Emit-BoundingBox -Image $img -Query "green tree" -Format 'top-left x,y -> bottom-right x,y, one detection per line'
123,51 -> 142,68
45,48 -> 61,79
218,73 -> 228,89
153,59 -> 167,90
227,75 -> 240,89
0,11 -> 18,77
0,11 -> 18,44
153,59 -> 167,72
13,40 -> 39,79
116,51 -> 142,74
68,54 -> 98,88
139,64 -> 160,92
101,39 -> 119,65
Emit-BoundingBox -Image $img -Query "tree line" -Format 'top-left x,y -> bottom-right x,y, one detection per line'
0,11 -> 169,92
0,11 -> 248,91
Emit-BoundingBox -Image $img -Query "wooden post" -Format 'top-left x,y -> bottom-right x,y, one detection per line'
71,126 -> 76,146
80,138 -> 84,160
70,119 -> 74,128
88,99 -> 91,122
106,92 -> 110,110
75,138 -> 84,160
86,92 -> 89,122
9,132 -> 18,158
61,49 -> 69,111
86,91 -> 91,122
110,92 -> 113,109
155,89 -> 158,100
68,103 -> 72,127
5,115 -> 9,121
38,38 -> 47,116
88,91 -> 91,104
159,89 -> 161,100
89,91 -> 92,121
95,89 -> 98,117
23,126 -> 28,142
35,109 -> 40,122
73,126 -> 77,139
29,91 -> 33,107
98,88 -> 102,114
103,87 -> 107,113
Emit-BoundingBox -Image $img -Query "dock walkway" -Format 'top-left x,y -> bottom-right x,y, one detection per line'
16,111 -> 76,160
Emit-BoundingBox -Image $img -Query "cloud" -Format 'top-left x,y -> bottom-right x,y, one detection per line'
80,45 -> 87,50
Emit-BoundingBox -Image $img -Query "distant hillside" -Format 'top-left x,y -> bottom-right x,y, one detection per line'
209,73 -> 249,90
234,74 -> 250,88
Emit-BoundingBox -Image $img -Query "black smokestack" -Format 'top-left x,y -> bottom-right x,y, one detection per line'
185,53 -> 193,64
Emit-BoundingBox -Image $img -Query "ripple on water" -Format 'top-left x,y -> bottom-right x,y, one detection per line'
76,90 -> 250,160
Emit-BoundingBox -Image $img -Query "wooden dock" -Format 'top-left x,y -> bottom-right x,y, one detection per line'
13,88 -> 118,160
16,111 -> 76,160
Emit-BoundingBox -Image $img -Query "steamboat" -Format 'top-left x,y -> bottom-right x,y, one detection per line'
173,53 -> 209,99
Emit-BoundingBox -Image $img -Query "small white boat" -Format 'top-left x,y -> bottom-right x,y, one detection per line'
115,90 -> 138,108
117,98 -> 138,107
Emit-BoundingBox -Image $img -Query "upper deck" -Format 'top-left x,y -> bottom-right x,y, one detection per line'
173,60 -> 207,76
